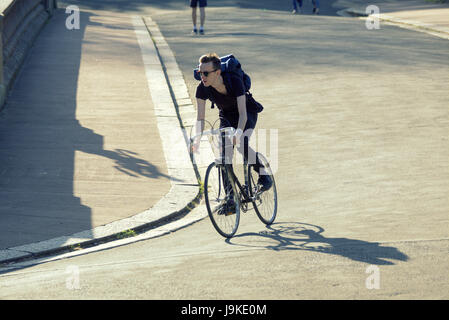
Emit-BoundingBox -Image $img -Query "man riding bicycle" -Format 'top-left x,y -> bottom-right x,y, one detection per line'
192,53 -> 272,214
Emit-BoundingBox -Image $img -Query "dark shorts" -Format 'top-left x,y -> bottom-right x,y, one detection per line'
190,0 -> 207,8
219,112 -> 261,169
219,111 -> 258,132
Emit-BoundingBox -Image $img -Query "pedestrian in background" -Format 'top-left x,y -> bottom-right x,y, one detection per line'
292,0 -> 303,14
292,0 -> 320,14
312,0 -> 320,14
191,0 -> 207,34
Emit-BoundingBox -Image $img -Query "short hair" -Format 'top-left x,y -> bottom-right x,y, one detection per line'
199,53 -> 221,70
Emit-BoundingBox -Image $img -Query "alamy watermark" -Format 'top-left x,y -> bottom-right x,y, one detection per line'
189,124 -> 279,175
65,5 -> 80,30
65,265 -> 81,290
365,5 -> 381,30
365,265 -> 380,289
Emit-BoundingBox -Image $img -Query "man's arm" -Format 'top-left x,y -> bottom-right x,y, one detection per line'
234,95 -> 247,143
196,98 -> 206,133
192,98 -> 206,152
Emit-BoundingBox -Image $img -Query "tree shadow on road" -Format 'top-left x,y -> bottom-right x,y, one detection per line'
0,9 -> 179,251
225,222 -> 409,265
80,141 -> 180,182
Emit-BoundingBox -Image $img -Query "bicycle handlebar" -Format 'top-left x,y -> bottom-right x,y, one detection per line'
190,127 -> 236,141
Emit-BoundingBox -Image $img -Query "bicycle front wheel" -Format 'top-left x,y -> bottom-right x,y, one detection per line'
204,162 -> 240,238
253,153 -> 277,225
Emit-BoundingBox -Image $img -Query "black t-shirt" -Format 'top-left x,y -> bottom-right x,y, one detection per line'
195,74 -> 263,118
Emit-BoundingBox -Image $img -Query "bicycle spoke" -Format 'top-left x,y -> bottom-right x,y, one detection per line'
252,154 -> 277,225
204,162 -> 240,238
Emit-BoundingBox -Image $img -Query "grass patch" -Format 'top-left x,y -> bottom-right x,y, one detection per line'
116,229 -> 137,239
424,0 -> 448,3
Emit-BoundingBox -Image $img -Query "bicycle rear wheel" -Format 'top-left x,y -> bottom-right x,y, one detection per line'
252,153 -> 277,225
204,162 -> 240,238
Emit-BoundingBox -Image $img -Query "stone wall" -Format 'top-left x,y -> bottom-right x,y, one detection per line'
0,0 -> 57,108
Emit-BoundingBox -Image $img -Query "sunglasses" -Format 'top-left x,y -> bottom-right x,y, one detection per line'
199,69 -> 218,77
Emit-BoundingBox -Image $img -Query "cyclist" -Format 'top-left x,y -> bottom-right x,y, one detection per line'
192,53 -> 272,214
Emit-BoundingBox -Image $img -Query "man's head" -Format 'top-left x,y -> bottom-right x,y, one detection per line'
198,53 -> 221,87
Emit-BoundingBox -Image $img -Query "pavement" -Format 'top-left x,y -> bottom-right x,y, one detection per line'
0,7 -> 199,264
0,0 -> 448,265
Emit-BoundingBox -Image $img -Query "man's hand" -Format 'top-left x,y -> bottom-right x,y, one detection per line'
190,137 -> 201,153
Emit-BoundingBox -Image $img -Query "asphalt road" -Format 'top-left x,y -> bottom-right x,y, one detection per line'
0,0 -> 447,301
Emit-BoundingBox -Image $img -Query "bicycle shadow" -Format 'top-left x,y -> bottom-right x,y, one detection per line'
225,222 -> 409,265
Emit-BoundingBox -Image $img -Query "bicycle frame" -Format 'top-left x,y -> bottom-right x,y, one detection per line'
193,123 -> 277,237
190,124 -> 261,210
218,129 -> 261,209
220,162 -> 258,212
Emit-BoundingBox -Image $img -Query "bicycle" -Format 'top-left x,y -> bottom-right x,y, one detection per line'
190,120 -> 277,238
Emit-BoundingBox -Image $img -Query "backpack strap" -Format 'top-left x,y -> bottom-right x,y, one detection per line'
209,73 -> 251,109
202,85 -> 215,109
200,71 -> 250,109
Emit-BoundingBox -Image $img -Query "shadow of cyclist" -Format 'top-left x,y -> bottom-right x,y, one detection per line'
225,222 -> 409,265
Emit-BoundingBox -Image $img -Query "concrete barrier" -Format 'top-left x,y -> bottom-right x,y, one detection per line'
0,0 -> 57,109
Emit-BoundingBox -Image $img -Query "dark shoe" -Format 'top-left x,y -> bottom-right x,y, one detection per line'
258,174 -> 272,192
192,28 -> 198,35
199,28 -> 204,35
217,199 -> 236,216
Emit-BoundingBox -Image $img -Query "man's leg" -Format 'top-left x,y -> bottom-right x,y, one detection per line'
293,0 -> 303,13
236,114 -> 272,191
218,119 -> 236,211
239,138 -> 272,191
199,4 -> 206,34
234,113 -> 263,173
192,7 -> 198,32
237,133 -> 263,173
312,0 -> 320,14
200,7 -> 206,27
292,0 -> 297,12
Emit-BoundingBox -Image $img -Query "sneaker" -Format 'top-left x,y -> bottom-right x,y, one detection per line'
217,199 -> 236,216
258,174 -> 272,192
199,28 -> 204,35
192,28 -> 198,35
292,9 -> 297,14
314,8 -> 319,14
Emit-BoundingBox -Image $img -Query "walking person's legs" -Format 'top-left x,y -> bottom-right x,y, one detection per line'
292,0 -> 297,12
312,0 -> 320,14
198,0 -> 207,34
191,0 -> 207,34
190,0 -> 198,33
199,6 -> 206,34
192,8 -> 197,33
292,0 -> 303,14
